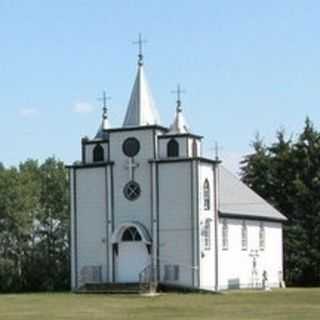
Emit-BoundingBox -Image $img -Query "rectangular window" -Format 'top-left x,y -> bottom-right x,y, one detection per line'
259,222 -> 265,250
202,218 -> 211,250
164,265 -> 179,281
222,219 -> 228,250
203,180 -> 210,210
241,221 -> 248,250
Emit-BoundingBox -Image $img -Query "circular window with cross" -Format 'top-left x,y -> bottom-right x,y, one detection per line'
123,181 -> 141,201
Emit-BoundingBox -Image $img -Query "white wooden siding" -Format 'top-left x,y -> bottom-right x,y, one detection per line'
75,168 -> 108,286
218,219 -> 283,290
158,162 -> 194,287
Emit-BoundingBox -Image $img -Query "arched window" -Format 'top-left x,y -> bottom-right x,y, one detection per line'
93,144 -> 104,162
167,139 -> 179,157
241,221 -> 248,250
121,227 -> 142,242
203,179 -> 210,210
192,139 -> 198,157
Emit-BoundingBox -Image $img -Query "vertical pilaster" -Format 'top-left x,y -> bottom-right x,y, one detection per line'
69,169 -> 75,290
191,159 -> 200,288
151,161 -> 158,281
213,163 -> 220,291
70,168 -> 79,290
106,165 -> 114,282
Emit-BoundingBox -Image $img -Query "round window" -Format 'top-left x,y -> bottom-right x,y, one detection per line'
123,181 -> 141,201
122,137 -> 140,157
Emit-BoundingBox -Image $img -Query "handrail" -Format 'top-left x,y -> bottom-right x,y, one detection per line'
138,264 -> 157,294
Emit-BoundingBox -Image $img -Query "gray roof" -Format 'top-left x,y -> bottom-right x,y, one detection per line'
95,119 -> 110,139
219,166 -> 287,222
123,64 -> 161,127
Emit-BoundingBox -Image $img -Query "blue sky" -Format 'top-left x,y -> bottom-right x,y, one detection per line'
1,0 -> 320,173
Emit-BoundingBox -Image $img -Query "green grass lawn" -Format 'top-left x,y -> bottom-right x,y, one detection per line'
0,288 -> 319,320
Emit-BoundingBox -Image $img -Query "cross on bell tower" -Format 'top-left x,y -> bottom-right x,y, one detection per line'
133,33 -> 147,66
125,158 -> 140,181
98,90 -> 111,120
171,84 -> 186,113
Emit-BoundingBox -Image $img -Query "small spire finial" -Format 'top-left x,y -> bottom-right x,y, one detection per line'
133,33 -> 147,66
210,142 -> 220,160
171,84 -> 186,112
214,141 -> 220,161
98,90 -> 111,120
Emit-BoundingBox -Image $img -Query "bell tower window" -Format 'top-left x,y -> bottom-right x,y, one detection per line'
93,144 -> 104,162
167,139 -> 179,157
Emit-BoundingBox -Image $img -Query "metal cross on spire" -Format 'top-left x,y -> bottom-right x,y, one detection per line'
98,90 -> 111,119
133,33 -> 147,66
171,84 -> 186,112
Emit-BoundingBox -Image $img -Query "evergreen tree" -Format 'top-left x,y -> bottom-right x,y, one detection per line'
241,118 -> 320,285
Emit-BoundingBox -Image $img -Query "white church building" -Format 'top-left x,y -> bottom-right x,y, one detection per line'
68,47 -> 287,292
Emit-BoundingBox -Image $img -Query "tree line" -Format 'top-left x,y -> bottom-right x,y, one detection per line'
0,119 -> 319,291
0,158 -> 69,292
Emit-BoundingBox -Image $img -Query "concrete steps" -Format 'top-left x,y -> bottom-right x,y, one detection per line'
77,282 -> 141,294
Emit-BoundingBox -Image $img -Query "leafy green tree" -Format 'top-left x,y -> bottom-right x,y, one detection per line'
36,158 -> 70,291
0,158 -> 69,292
0,165 -> 34,291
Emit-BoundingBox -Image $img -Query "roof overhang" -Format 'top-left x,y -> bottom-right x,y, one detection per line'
219,211 -> 288,223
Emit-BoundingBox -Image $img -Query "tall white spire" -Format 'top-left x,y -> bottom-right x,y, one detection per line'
169,84 -> 190,134
95,90 -> 111,139
123,34 -> 161,127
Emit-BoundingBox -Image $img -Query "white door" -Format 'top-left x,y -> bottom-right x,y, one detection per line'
117,242 -> 150,282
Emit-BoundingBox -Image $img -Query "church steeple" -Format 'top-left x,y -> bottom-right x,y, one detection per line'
168,84 -> 190,134
123,34 -> 161,127
95,90 -> 111,139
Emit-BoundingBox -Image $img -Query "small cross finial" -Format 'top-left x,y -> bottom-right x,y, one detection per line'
98,90 -> 111,119
171,84 -> 186,112
133,33 -> 147,66
215,141 -> 219,161
210,142 -> 220,161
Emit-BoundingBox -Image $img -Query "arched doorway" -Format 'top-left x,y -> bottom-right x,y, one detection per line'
112,222 -> 151,283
